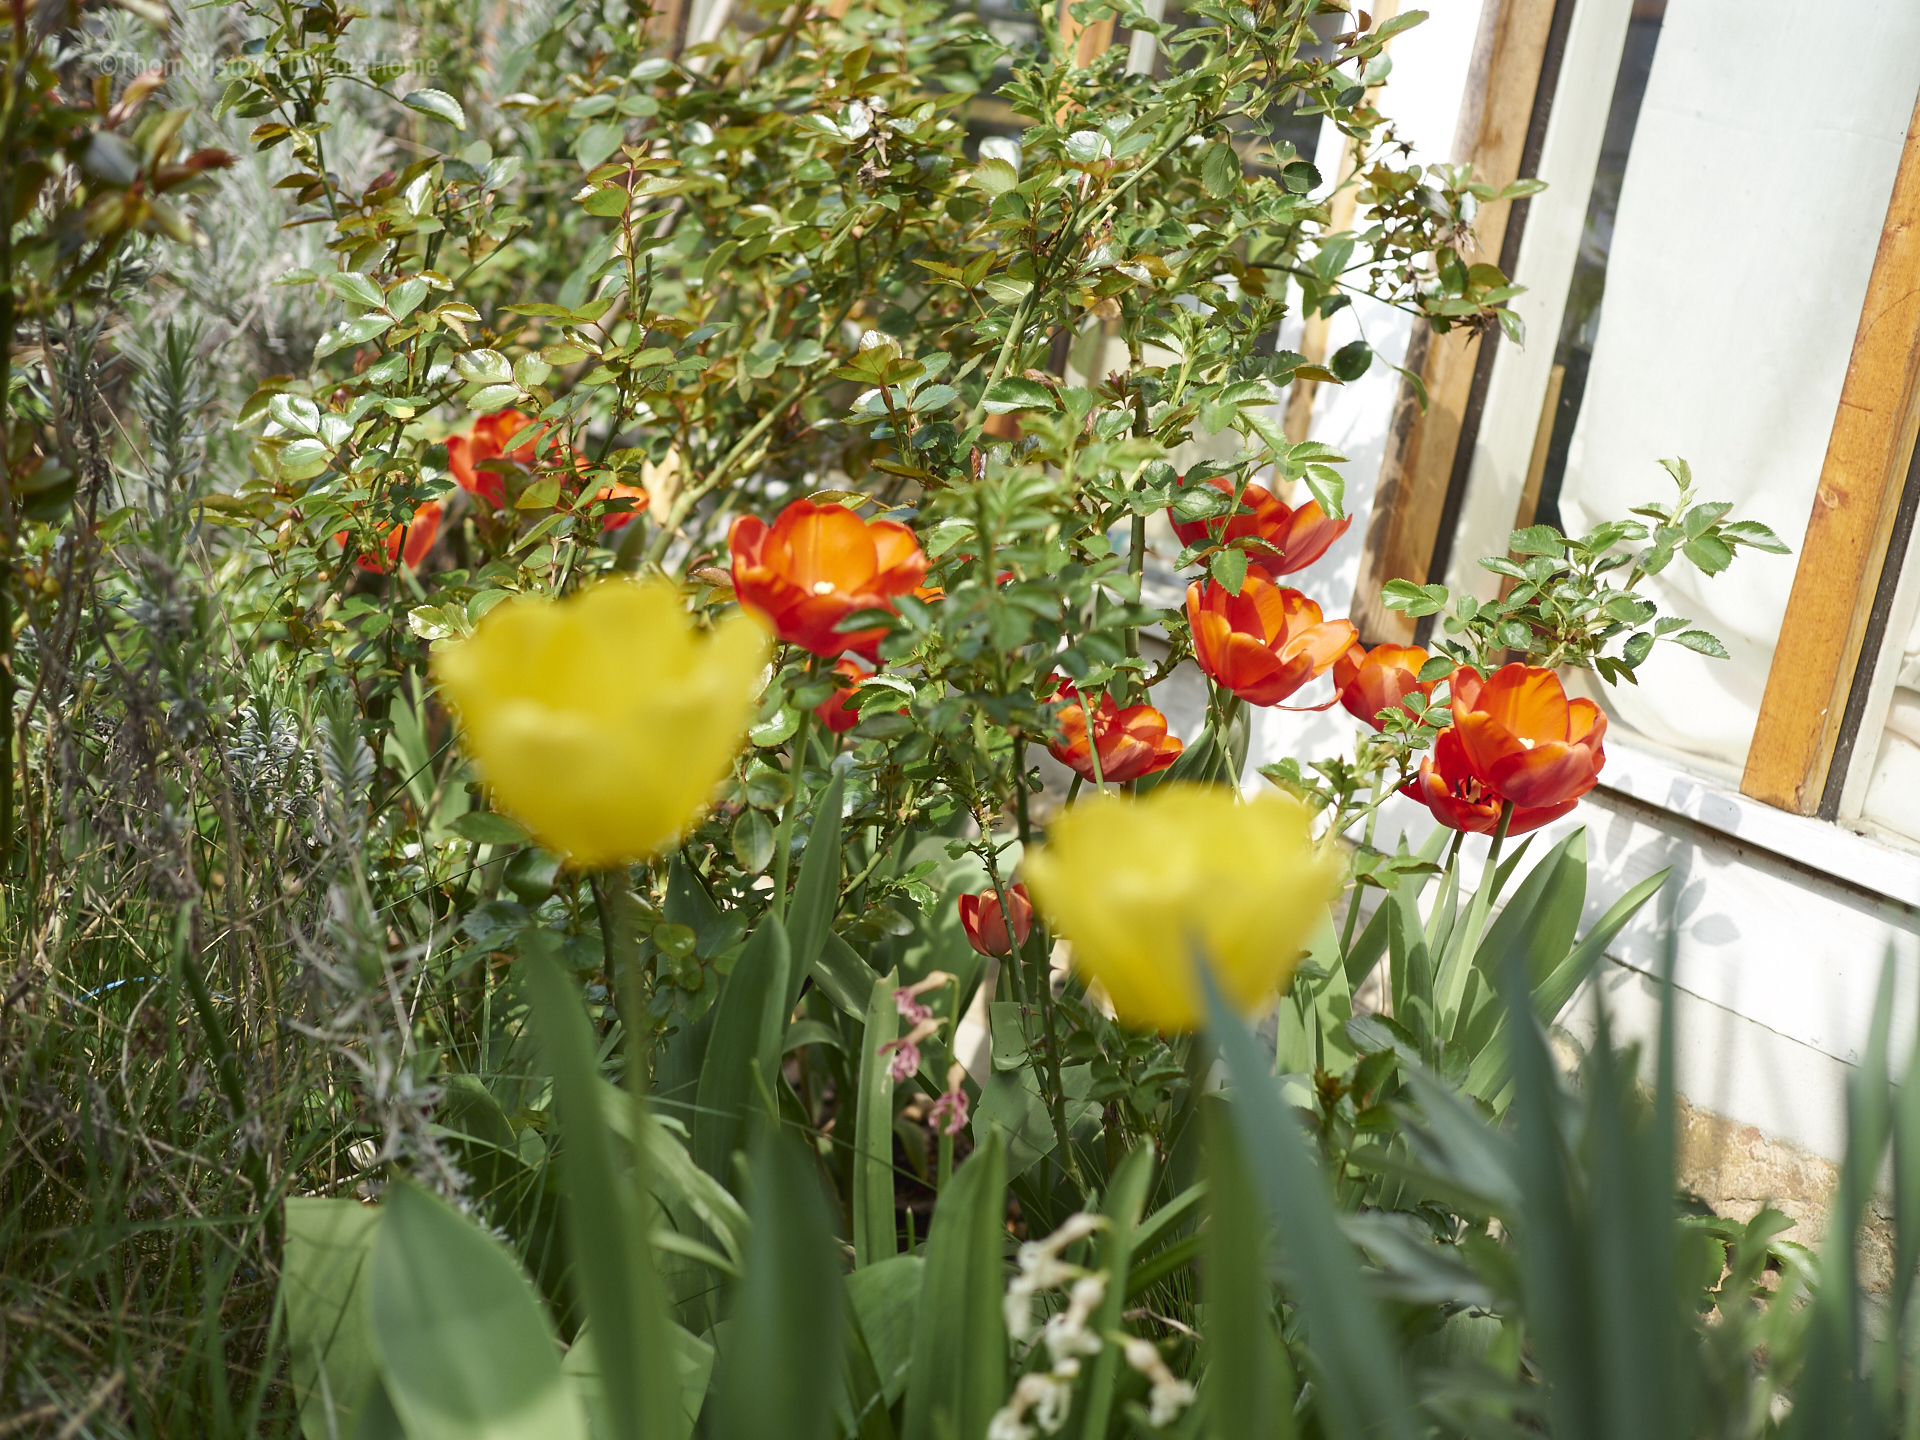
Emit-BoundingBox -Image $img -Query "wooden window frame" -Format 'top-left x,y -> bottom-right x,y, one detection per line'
1741,92 -> 1920,817
1346,4 -> 1920,828
1348,0 -> 1572,644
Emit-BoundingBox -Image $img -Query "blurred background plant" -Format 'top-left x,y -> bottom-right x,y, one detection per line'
0,0 -> 1835,1434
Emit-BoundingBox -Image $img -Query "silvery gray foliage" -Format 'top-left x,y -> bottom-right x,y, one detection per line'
314,700 -> 376,847
294,877 -> 465,1201
225,701 -> 319,825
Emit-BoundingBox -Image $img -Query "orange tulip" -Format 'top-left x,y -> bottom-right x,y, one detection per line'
1334,642 -> 1439,730
815,656 -> 873,735
446,411 -> 538,508
1450,664 -> 1607,810
1186,571 -> 1356,707
728,498 -> 927,659
1168,476 -> 1350,574
1406,726 -> 1579,837
338,499 -> 442,574
958,883 -> 1033,957
1047,685 -> 1183,784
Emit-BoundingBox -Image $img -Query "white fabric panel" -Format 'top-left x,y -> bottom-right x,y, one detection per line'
1441,0 -> 1636,601
1249,0 -> 1489,771
1857,601 -> 1920,843
1555,0 -> 1920,772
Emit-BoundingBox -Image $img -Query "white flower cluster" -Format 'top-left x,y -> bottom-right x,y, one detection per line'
987,1213 -> 1194,1440
1122,1337 -> 1198,1428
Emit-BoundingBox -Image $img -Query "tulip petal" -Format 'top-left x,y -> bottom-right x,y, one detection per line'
1486,740 -> 1602,810
868,519 -> 930,591
1451,709 -> 1522,793
1477,664 -> 1570,741
435,582 -> 768,868
776,502 -> 880,591
1025,788 -> 1340,1032
1567,697 -> 1608,748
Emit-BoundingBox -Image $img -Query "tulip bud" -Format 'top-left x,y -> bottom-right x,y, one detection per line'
957,884 -> 1033,957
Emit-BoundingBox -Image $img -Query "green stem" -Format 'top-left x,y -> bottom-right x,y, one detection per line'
969,290 -> 1036,430
769,688 -> 816,921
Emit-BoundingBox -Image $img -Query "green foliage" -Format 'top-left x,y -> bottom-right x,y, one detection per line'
0,0 -> 1846,1436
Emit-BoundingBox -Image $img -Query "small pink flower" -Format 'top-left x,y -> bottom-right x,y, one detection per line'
893,987 -> 933,1024
877,1016 -> 943,1084
878,1037 -> 921,1082
929,1086 -> 969,1136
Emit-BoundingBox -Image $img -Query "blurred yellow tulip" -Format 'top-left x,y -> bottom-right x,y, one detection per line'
1024,784 -> 1341,1032
433,579 -> 767,869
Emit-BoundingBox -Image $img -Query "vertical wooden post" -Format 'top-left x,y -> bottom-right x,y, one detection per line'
1348,0 -> 1561,643
1740,91 -> 1920,815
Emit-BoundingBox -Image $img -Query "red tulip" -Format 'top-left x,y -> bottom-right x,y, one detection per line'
1047,685 -> 1184,784
1334,642 -> 1440,730
1186,570 -> 1356,707
729,498 -> 927,659
1168,476 -> 1350,574
815,656 -> 873,735
338,499 -> 442,574
446,411 -> 538,507
958,884 -> 1033,957
1406,726 -> 1579,837
1450,664 -> 1607,810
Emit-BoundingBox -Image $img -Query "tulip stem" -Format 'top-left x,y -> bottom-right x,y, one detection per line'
768,707 -> 813,922
1338,767 -> 1388,956
1438,801 -> 1514,1038
982,847 -> 1028,1010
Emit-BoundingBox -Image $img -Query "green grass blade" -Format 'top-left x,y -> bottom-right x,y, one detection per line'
1203,969 -> 1415,1440
525,938 -> 680,1440
786,771 -> 846,1015
1076,1144 -> 1156,1440
1500,918 -> 1598,1440
854,968 -> 901,1268
711,1121 -> 846,1440
693,916 -> 792,1190
282,1197 -> 382,1440
1203,1100 -> 1293,1440
901,1129 -> 1007,1440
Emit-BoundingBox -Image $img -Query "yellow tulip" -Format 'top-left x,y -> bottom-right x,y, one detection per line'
432,579 -> 767,869
1024,784 -> 1341,1032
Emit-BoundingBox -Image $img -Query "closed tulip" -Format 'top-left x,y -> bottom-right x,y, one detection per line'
1025,785 -> 1341,1032
1186,571 -> 1356,707
446,411 -> 539,508
1168,476 -> 1349,574
1451,664 -> 1606,810
1334,642 -> 1439,730
1406,726 -> 1580,837
958,884 -> 1033,957
1047,685 -> 1183,784
433,579 -> 767,869
729,498 -> 927,659
339,499 -> 442,574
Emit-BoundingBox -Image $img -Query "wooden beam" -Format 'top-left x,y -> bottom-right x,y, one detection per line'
1058,0 -> 1115,69
1348,0 -> 1560,643
1741,90 -> 1920,815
